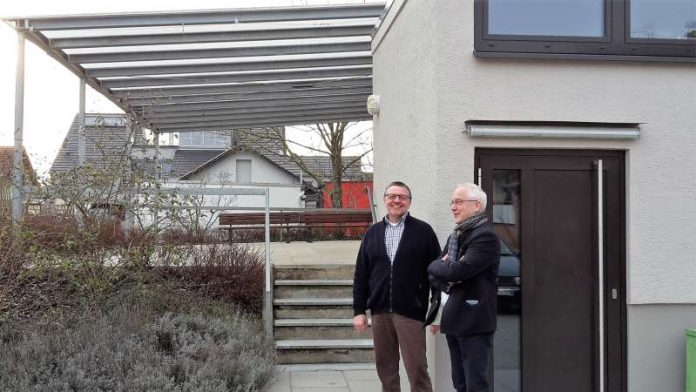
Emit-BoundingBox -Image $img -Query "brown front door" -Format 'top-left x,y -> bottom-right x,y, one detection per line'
476,149 -> 626,392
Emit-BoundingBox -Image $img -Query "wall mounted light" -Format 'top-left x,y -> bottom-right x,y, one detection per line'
366,94 -> 380,115
466,121 -> 640,139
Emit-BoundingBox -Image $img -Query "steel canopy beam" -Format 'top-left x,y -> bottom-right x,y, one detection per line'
23,4 -> 386,30
135,94 -> 365,118
153,110 -> 368,128
126,89 -> 370,107
113,77 -> 372,99
125,88 -> 371,107
86,55 -> 372,77
154,114 -> 372,133
149,106 -> 367,125
53,24 -> 376,49
151,108 -> 368,127
143,101 -> 366,119
69,41 -> 370,64
100,66 -> 372,88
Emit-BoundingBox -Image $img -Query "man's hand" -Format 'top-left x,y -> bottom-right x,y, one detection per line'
353,314 -> 368,332
430,324 -> 441,335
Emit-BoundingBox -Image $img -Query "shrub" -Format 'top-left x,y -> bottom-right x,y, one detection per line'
0,289 -> 276,391
154,243 -> 265,314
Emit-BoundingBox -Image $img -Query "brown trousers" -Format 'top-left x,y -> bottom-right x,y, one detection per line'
372,313 -> 433,392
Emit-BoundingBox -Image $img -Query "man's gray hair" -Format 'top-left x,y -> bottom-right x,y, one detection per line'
457,183 -> 488,210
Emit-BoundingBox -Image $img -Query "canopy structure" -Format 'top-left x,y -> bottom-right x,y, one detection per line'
3,3 -> 383,133
2,3 -> 385,222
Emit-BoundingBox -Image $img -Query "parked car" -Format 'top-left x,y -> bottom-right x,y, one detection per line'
497,240 -> 521,311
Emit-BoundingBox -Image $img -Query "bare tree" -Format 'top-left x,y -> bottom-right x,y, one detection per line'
237,122 -> 372,208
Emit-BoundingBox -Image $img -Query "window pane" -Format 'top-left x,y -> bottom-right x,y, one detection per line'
492,169 -> 521,392
631,0 -> 696,39
489,0 -> 605,37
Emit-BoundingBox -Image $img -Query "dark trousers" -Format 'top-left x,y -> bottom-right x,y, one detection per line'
445,332 -> 493,392
372,313 -> 432,392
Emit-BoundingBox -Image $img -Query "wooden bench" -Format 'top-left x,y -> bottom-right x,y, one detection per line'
219,209 -> 373,242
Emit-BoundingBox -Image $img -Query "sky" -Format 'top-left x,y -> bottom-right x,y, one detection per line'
0,0 -> 384,176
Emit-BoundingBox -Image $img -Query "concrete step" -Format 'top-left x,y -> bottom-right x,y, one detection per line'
274,318 -> 372,340
274,298 -> 354,319
274,279 -> 353,299
276,339 -> 374,364
274,264 -> 355,280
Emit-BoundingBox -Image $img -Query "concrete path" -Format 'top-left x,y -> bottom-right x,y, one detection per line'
267,364 -> 413,392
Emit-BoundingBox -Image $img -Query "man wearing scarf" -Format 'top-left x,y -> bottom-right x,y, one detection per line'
426,183 -> 500,392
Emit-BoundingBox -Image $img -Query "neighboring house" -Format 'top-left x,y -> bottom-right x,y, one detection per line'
0,146 -> 38,216
50,114 -> 372,210
372,1 -> 695,392
51,114 -> 149,176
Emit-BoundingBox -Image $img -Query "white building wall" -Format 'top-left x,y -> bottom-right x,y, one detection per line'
371,0 -> 438,224
186,152 -> 303,210
373,0 -> 696,390
188,151 -> 299,186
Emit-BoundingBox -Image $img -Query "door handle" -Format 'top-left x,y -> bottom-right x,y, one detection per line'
595,159 -> 606,392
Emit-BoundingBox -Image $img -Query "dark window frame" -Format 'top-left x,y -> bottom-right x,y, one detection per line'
474,0 -> 696,62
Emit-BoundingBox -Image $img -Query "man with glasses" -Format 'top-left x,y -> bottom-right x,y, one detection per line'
426,183 -> 500,392
353,181 -> 441,392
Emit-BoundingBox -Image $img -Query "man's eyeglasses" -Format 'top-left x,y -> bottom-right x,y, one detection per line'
451,199 -> 479,206
384,193 -> 411,201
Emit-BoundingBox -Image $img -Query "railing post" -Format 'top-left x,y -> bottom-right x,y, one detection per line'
12,31 -> 26,226
78,78 -> 86,166
263,187 -> 273,339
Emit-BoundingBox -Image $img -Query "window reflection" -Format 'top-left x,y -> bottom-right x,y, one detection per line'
631,0 -> 696,39
492,169 -> 521,392
489,0 -> 605,37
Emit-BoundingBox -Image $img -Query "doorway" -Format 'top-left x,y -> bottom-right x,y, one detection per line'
476,149 -> 626,392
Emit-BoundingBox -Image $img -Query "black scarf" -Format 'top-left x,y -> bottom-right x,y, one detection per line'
446,212 -> 488,262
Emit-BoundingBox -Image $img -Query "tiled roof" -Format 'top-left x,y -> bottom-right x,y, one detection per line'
50,113 -> 148,176
0,146 -> 37,185
171,149 -> 226,178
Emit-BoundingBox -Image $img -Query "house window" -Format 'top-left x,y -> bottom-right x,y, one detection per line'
236,159 -> 252,183
178,131 -> 231,149
179,132 -> 204,148
475,0 -> 696,60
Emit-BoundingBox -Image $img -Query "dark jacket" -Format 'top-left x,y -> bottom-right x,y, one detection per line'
426,222 -> 500,336
353,214 -> 441,322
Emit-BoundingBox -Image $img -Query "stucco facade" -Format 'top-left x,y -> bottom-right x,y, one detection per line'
372,1 -> 696,391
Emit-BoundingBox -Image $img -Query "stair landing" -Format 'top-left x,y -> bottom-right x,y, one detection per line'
247,240 -> 361,265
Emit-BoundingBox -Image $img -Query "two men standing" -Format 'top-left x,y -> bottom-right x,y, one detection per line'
352,182 -> 499,392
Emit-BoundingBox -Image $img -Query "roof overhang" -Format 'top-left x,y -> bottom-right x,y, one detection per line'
3,3 -> 384,133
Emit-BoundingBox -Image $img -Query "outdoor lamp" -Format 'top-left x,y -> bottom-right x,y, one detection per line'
366,94 -> 380,115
